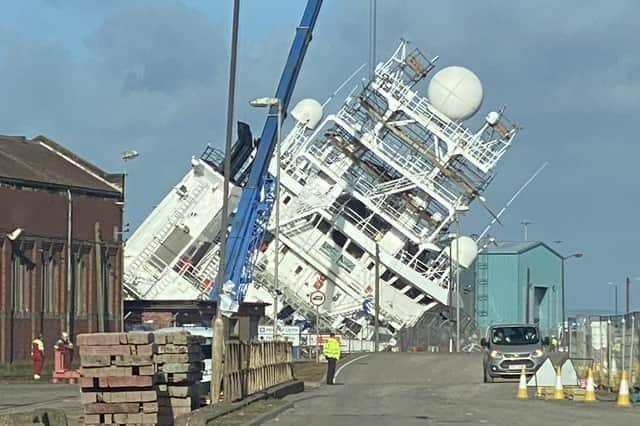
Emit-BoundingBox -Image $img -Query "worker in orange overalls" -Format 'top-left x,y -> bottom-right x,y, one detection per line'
31,334 -> 45,380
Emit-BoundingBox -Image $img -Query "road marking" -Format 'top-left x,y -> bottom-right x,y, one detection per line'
335,354 -> 369,381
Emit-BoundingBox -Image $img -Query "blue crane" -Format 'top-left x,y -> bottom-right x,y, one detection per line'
210,0 -> 323,315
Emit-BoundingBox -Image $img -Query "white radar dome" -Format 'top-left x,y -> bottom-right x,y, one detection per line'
428,66 -> 483,122
450,236 -> 479,269
291,98 -> 323,130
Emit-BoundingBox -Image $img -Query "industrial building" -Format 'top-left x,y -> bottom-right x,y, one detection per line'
0,135 -> 124,364
463,241 -> 564,338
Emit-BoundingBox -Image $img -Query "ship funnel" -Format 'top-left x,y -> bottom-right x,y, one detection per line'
291,98 -> 323,129
450,236 -> 479,268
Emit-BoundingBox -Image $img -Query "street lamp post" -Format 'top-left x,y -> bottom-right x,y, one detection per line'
120,149 -> 140,242
625,277 -> 640,314
212,0 -> 240,404
249,97 -> 282,340
608,282 -> 618,315
454,205 -> 469,353
560,252 -> 583,327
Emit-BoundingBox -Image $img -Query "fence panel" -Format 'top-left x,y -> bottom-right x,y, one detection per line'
223,341 -> 294,403
568,311 -> 639,389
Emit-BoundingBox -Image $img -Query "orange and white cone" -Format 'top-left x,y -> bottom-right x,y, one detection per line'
517,367 -> 528,399
616,370 -> 631,407
584,368 -> 596,402
553,366 -> 564,400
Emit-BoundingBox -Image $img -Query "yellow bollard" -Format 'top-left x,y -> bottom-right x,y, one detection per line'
584,368 -> 596,402
553,366 -> 564,400
517,367 -> 528,399
616,370 -> 631,407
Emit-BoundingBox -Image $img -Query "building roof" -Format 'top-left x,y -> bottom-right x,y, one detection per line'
482,241 -> 563,258
0,134 -> 123,196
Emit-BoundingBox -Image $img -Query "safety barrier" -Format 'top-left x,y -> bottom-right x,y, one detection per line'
223,341 -> 294,403
568,311 -> 639,390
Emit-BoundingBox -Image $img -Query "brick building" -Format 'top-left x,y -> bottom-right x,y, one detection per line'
0,134 -> 124,364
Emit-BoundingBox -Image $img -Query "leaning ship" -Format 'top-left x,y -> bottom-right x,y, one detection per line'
123,41 -> 518,340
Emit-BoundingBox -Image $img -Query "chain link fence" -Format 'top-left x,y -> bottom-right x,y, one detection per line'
397,307 -> 481,353
568,311 -> 639,389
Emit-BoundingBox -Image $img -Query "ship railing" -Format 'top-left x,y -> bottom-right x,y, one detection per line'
374,72 -> 508,173
423,250 -> 451,289
125,181 -> 209,284
327,201 -> 448,291
365,176 -> 415,198
305,142 -> 353,177
335,110 -> 459,209
349,176 -> 429,237
253,261 -> 334,328
281,125 -> 310,172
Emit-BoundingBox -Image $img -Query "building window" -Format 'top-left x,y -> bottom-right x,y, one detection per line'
381,269 -> 395,282
405,287 -> 421,298
11,252 -> 33,314
330,230 -> 347,248
317,219 -> 331,234
345,242 -> 364,259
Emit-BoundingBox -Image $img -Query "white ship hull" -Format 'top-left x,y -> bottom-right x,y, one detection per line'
124,41 -> 518,339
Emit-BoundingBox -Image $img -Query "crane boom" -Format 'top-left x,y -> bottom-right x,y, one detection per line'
212,0 -> 323,315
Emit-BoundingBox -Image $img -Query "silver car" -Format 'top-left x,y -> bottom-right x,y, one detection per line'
480,323 -> 549,383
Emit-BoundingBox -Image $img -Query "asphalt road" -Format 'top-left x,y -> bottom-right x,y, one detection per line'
263,353 -> 638,426
0,383 -> 82,420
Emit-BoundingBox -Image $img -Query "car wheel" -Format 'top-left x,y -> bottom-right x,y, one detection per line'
483,369 -> 494,383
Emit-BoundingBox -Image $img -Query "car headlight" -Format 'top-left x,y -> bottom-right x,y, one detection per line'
490,350 -> 502,358
532,349 -> 544,358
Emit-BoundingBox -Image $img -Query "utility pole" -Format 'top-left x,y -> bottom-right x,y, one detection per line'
211,0 -> 239,404
521,220 -> 532,241
273,101 -> 282,340
626,276 -> 631,315
374,239 -> 380,353
455,216 -> 461,352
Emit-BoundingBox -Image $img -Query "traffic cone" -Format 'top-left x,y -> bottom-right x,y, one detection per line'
553,366 -> 564,400
616,370 -> 631,407
517,367 -> 528,399
584,368 -> 596,402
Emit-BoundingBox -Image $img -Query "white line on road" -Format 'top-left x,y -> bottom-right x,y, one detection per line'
335,354 -> 369,381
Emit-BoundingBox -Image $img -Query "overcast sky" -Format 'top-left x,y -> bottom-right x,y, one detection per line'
1,0 -> 638,313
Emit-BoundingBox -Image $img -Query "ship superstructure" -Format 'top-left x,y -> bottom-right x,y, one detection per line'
123,40 -> 518,338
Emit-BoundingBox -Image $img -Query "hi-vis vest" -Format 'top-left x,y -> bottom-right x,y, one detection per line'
32,338 -> 44,352
323,337 -> 341,360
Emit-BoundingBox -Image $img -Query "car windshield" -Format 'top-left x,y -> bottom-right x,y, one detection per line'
491,326 -> 538,345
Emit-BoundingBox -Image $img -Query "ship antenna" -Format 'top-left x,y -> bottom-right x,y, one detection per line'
476,161 -> 549,241
322,63 -> 367,107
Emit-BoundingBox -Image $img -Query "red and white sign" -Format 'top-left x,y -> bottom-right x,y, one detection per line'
310,290 -> 326,306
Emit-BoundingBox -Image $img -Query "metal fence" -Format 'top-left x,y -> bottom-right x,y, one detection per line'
397,308 -> 481,353
223,341 -> 294,402
568,311 -> 639,389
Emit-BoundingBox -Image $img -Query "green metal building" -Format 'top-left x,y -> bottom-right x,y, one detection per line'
462,241 -> 564,338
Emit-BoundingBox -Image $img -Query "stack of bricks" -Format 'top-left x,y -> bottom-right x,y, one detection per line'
153,332 -> 204,424
78,332 -> 159,425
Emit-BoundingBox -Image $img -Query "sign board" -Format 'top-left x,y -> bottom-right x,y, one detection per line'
258,325 -> 301,347
310,291 -> 326,306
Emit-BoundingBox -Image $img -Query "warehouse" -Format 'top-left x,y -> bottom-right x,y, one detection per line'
463,241 -> 564,338
0,134 -> 124,364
